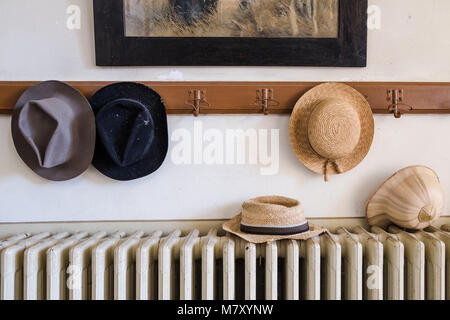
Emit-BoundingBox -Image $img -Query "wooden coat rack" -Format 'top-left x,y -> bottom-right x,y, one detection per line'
1,82 -> 450,118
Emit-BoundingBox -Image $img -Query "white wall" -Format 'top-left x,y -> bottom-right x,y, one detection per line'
0,0 -> 449,222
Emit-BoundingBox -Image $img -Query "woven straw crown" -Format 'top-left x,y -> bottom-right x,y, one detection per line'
241,196 -> 306,227
289,83 -> 374,182
308,98 -> 361,160
222,196 -> 327,244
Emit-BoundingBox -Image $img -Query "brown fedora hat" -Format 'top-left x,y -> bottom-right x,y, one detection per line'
11,81 -> 96,181
223,196 -> 326,244
290,83 -> 374,182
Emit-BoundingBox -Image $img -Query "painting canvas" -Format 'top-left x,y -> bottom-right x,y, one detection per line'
124,0 -> 339,38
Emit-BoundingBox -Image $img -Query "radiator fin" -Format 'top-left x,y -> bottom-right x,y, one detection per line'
0,225 -> 448,300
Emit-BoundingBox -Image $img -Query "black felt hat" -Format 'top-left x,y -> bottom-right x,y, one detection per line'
89,82 -> 168,181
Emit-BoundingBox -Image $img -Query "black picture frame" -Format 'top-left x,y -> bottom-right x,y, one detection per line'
93,0 -> 367,67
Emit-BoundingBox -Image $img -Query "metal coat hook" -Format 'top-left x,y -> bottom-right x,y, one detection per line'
254,88 -> 280,115
186,89 -> 210,116
387,89 -> 414,118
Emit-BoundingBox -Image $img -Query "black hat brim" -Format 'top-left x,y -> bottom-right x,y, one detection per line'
90,82 -> 168,181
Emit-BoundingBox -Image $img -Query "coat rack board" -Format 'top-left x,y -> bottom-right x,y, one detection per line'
0,82 -> 450,117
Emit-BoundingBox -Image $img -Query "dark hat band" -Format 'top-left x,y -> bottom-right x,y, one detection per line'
240,222 -> 310,236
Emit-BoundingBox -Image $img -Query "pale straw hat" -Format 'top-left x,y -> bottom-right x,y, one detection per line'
290,83 -> 374,182
366,166 -> 445,230
223,196 -> 326,243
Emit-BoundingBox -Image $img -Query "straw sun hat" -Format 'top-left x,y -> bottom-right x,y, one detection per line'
290,83 -> 374,182
223,196 -> 326,243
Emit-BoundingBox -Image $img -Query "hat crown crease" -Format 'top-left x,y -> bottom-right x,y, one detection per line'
96,99 -> 155,168
121,110 -> 155,166
308,98 -> 361,160
18,98 -> 76,169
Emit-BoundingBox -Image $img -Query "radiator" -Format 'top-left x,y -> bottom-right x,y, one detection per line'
0,220 -> 449,300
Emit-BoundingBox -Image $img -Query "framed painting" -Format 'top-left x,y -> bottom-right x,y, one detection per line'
93,0 -> 367,66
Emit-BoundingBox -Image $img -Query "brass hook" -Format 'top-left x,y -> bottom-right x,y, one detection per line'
254,88 -> 279,115
185,90 -> 210,116
387,89 -> 413,118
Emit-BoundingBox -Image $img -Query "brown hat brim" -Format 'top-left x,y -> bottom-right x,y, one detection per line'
223,214 -> 327,244
289,83 -> 374,177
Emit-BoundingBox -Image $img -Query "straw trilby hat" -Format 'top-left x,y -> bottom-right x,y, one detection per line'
290,83 -> 374,182
223,196 -> 326,243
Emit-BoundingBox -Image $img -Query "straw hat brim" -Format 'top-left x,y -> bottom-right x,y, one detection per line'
289,83 -> 374,176
223,214 -> 327,244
